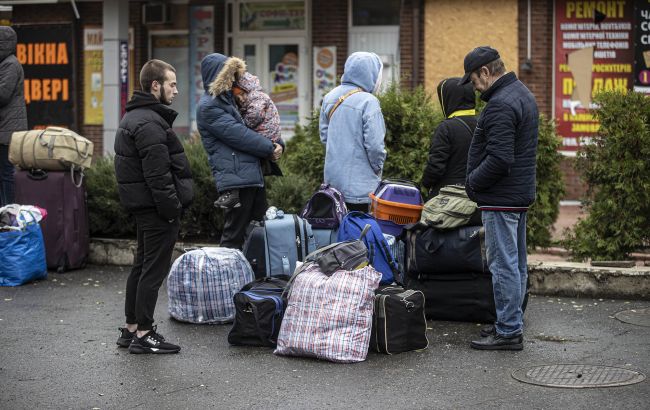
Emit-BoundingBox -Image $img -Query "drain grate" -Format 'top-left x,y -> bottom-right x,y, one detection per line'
512,364 -> 646,388
615,307 -> 650,327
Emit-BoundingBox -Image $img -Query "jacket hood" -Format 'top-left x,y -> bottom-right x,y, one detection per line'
437,77 -> 476,118
341,52 -> 383,93
125,90 -> 178,126
0,26 -> 17,62
207,55 -> 246,96
235,72 -> 262,93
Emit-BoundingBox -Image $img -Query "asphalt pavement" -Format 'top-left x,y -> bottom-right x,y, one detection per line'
1,265 -> 648,409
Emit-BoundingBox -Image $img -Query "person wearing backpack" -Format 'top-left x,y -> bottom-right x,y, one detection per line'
319,52 -> 386,213
421,77 -> 477,199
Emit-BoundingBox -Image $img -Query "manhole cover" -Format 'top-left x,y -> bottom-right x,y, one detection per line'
512,364 -> 646,388
615,308 -> 650,327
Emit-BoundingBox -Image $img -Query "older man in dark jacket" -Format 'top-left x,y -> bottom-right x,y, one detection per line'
460,47 -> 538,351
0,26 -> 28,206
197,53 -> 283,250
114,59 -> 193,354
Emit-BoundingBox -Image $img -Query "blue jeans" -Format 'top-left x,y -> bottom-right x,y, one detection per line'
482,210 -> 528,337
0,144 -> 15,206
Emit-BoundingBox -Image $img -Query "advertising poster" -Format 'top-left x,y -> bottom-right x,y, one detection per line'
189,5 -> 214,132
83,27 -> 103,125
82,28 -> 135,125
269,45 -> 299,134
554,0 -> 634,151
240,2 -> 305,31
634,1 -> 650,94
14,24 -> 74,130
313,46 -> 336,109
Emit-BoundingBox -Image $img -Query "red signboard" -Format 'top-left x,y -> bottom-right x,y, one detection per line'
554,0 -> 634,151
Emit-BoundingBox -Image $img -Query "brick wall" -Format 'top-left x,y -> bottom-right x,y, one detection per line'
312,0 -> 348,80
399,0 -> 425,89
517,0 -> 553,118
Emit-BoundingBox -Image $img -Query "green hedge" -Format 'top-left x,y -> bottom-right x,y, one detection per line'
86,84 -> 563,247
564,91 -> 650,260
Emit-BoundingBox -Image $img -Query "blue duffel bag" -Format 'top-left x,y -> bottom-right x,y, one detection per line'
0,223 -> 47,286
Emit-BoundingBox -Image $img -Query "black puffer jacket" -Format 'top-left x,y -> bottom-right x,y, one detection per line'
422,77 -> 477,198
114,91 -> 194,220
465,72 -> 538,208
0,26 -> 28,145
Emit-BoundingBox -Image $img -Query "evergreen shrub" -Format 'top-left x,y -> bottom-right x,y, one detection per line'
564,91 -> 650,260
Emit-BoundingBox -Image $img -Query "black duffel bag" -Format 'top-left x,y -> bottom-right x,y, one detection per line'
370,285 -> 429,354
228,276 -> 289,347
403,223 -> 487,277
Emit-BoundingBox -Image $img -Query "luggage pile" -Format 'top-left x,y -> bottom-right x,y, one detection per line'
9,127 -> 93,273
164,181 -> 521,362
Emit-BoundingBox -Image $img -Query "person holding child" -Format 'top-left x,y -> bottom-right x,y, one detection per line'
197,53 -> 284,250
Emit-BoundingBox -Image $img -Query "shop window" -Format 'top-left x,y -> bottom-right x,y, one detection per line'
352,0 -> 400,26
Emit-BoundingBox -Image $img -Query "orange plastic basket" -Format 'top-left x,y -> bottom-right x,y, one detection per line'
369,193 -> 423,225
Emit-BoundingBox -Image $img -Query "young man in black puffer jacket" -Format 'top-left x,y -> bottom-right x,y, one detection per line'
114,59 -> 194,354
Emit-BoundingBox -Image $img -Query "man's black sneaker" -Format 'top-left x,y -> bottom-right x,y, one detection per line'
129,328 -> 181,354
480,324 -> 496,337
214,190 -> 241,209
116,327 -> 135,348
470,333 -> 524,351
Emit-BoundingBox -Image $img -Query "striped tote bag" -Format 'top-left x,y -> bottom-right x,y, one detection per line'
274,263 -> 382,363
167,247 -> 254,324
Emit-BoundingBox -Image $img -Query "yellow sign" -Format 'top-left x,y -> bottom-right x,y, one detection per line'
83,27 -> 135,125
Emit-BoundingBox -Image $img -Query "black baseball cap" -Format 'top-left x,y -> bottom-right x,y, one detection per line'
459,46 -> 500,85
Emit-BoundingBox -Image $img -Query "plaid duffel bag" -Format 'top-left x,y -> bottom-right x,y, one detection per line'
167,247 -> 254,324
274,262 -> 381,363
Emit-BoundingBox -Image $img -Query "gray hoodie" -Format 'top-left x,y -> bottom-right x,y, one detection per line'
0,26 -> 28,144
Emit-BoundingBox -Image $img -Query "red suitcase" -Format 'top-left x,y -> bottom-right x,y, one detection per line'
15,169 -> 89,272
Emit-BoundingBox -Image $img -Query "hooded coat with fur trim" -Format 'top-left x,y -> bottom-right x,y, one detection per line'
196,53 -> 276,192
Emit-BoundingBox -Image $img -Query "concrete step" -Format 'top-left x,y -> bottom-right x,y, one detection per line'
89,238 -> 650,300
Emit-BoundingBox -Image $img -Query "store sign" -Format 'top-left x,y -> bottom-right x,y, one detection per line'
189,5 -> 214,132
633,1 -> 650,94
82,28 -> 135,125
240,2 -> 305,31
554,0 -> 634,151
14,24 -> 74,130
313,46 -> 336,109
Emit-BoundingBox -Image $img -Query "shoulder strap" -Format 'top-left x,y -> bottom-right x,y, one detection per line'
327,88 -> 363,120
453,117 -> 474,138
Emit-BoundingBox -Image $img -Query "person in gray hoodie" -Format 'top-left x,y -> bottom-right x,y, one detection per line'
319,52 -> 386,212
0,26 -> 28,206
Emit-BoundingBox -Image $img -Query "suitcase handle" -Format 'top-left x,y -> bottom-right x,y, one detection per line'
27,169 -> 48,181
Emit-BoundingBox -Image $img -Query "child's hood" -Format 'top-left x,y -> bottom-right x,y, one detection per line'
236,72 -> 263,93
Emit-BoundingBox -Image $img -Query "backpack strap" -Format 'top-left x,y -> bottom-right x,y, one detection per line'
453,117 -> 474,138
327,88 -> 363,120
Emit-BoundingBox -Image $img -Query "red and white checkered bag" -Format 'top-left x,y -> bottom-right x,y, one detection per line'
274,263 -> 382,363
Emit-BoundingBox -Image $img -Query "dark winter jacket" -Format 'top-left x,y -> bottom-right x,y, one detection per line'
0,26 -> 28,145
196,53 -> 278,192
465,72 -> 538,209
114,91 -> 194,220
422,77 -> 477,198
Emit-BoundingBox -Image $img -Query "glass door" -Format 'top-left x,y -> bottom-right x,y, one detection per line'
234,37 -> 307,139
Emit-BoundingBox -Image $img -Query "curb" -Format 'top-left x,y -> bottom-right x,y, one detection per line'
90,238 -> 650,300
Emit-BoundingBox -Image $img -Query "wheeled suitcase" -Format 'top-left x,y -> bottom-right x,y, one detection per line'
313,227 -> 338,250
242,214 -> 317,279
370,285 -> 428,354
14,169 -> 89,272
403,223 -> 487,277
404,273 -> 497,323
